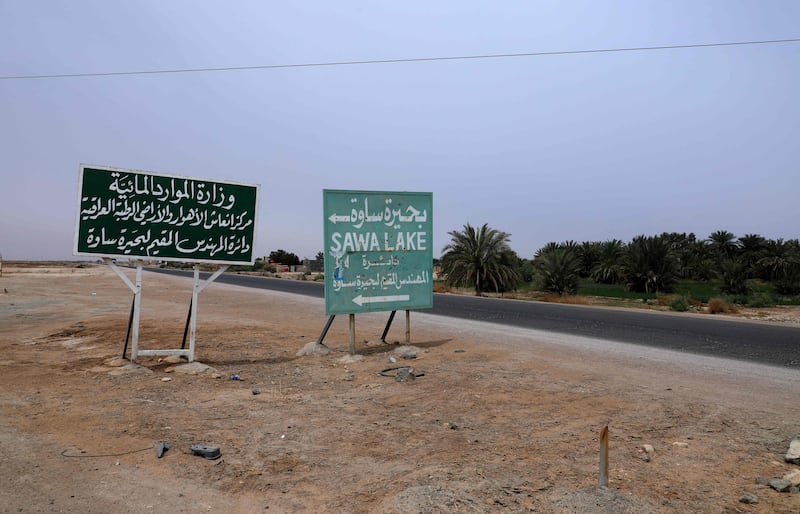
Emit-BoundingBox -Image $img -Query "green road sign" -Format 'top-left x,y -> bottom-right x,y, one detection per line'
74,164 -> 259,264
323,189 -> 433,315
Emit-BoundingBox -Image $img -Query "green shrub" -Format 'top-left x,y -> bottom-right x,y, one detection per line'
668,296 -> 689,312
724,294 -> 748,305
746,293 -> 773,308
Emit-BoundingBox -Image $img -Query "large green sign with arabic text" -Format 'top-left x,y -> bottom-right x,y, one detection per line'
323,189 -> 433,315
74,164 -> 259,264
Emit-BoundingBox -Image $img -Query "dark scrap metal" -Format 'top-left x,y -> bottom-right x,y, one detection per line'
191,444 -> 221,460
378,366 -> 425,381
155,441 -> 170,458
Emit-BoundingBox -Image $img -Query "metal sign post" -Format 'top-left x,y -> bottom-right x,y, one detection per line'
108,261 -> 227,362
182,264 -> 229,362
107,260 -> 143,359
380,311 -> 397,343
405,309 -> 411,344
349,314 -> 356,355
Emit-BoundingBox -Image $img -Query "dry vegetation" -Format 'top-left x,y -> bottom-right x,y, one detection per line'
707,297 -> 740,315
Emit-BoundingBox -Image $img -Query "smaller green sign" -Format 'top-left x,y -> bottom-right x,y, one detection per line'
323,189 -> 433,315
74,164 -> 259,264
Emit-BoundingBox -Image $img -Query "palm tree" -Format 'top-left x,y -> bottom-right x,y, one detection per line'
685,239 -> 715,280
758,239 -> 800,293
534,245 -> 582,295
707,230 -> 739,260
621,235 -> 679,293
758,239 -> 796,279
737,233 -> 766,278
717,257 -> 750,296
661,232 -> 697,279
441,223 -> 521,295
535,242 -> 562,257
578,241 -> 602,278
591,239 -> 625,284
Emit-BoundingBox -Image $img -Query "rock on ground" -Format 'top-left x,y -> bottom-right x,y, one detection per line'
296,341 -> 331,356
171,362 -> 216,375
769,478 -> 792,493
546,486 -> 663,513
739,492 -> 759,504
381,484 -> 485,513
784,469 -> 800,487
785,437 -> 800,464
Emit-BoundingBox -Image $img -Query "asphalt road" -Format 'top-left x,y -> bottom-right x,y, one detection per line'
149,268 -> 800,368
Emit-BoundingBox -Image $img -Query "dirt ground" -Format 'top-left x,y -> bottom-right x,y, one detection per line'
1,263 -> 799,513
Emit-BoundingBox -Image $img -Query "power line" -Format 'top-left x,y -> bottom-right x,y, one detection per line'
1,37 -> 798,81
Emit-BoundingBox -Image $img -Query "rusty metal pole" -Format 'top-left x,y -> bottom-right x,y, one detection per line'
316,315 -> 335,346
405,310 -> 410,344
181,297 -> 193,349
599,425 -> 609,488
121,295 -> 135,359
349,313 -> 356,355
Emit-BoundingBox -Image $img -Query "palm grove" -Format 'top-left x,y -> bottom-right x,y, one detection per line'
439,224 -> 800,305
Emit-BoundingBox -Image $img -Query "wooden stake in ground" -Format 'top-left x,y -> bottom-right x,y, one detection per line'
599,425 -> 609,487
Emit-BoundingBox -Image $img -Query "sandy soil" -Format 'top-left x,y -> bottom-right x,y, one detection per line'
1,263 -> 799,513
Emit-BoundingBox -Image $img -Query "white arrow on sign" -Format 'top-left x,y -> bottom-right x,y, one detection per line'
352,294 -> 410,307
328,213 -> 352,224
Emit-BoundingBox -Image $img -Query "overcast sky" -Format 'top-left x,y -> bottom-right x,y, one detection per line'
1,1 -> 798,261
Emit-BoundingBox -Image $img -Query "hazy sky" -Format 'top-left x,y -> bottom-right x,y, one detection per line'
1,1 -> 798,261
